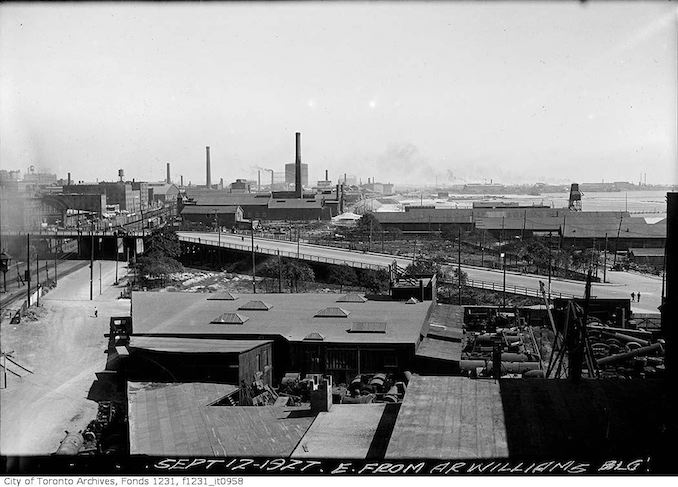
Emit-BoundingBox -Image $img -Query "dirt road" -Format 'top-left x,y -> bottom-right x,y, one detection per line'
0,260 -> 130,455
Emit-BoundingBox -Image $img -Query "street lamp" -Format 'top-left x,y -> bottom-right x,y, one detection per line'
0,250 -> 11,293
501,252 -> 506,309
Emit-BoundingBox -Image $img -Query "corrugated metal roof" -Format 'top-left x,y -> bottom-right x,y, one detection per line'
303,332 -> 325,341
415,337 -> 462,361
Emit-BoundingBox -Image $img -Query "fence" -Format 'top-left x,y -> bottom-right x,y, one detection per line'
443,278 -> 583,300
179,235 -> 388,272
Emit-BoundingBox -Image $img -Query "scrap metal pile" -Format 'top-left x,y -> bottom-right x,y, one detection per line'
277,371 -> 409,404
587,323 -> 665,378
460,309 -> 543,378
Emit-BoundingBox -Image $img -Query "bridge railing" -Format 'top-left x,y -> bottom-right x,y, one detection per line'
179,235 -> 388,271
456,278 -> 582,300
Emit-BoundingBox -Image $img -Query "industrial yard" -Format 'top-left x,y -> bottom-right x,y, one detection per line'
2,0 -> 678,478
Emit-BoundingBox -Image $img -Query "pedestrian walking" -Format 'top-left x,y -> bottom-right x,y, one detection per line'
637,292 -> 641,303
94,307 -> 98,318
631,292 -> 635,302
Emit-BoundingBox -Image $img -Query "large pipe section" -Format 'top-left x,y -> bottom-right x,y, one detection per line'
295,132 -> 302,198
596,342 -> 664,367
206,146 -> 211,188
166,163 -> 171,184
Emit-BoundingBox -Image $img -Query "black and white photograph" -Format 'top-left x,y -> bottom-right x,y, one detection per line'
1,0 -> 677,478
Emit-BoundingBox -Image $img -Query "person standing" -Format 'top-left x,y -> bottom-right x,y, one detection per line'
637,292 -> 641,303
94,307 -> 98,318
631,292 -> 635,302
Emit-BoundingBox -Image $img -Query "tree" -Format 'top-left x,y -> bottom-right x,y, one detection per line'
327,265 -> 358,292
405,258 -> 443,278
145,226 -> 181,259
283,260 -> 315,292
354,212 -> 382,240
358,269 -> 390,294
136,227 -> 183,284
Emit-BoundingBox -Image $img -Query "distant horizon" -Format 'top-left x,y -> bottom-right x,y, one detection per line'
2,3 -> 677,186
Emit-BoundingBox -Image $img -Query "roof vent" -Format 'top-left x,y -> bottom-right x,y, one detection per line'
206,292 -> 237,301
405,297 -> 419,304
314,307 -> 350,318
303,332 -> 325,341
210,312 -> 249,325
337,293 -> 367,303
238,300 -> 272,311
349,321 -> 387,333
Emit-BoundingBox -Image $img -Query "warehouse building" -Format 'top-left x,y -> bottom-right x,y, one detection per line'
130,291 -> 434,384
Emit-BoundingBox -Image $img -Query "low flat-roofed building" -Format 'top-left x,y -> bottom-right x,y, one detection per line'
386,375 -> 669,462
131,291 -> 431,383
127,381 -> 314,456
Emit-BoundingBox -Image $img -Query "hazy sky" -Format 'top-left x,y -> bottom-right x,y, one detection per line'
1,1 -> 676,186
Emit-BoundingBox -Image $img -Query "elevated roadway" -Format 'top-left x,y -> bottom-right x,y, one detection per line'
178,231 -> 662,313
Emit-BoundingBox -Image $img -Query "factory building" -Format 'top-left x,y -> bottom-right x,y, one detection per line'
147,182 -> 179,204
64,182 -> 142,212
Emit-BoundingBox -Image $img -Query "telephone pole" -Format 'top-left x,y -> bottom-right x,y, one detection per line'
90,230 -> 94,301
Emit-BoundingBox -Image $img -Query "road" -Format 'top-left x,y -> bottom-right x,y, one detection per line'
180,231 -> 662,314
0,260 -> 130,455
0,259 -> 89,310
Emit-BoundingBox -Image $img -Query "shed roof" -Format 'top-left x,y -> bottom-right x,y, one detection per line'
128,336 -> 270,354
386,375 -> 668,461
375,209 -> 473,224
127,382 -> 313,456
292,404 -> 392,459
131,292 -> 430,344
629,247 -> 665,257
181,205 -> 241,215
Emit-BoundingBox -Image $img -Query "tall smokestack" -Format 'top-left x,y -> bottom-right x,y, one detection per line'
325,169 -> 329,181
258,170 -> 261,192
295,132 -> 302,198
344,173 -> 347,184
206,146 -> 212,188
67,172 -> 71,186
166,163 -> 171,184
180,175 -> 184,187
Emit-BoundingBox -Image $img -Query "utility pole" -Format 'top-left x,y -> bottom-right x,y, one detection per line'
54,244 -> 58,285
90,230 -> 94,301
99,261 -> 102,295
458,227 -> 462,306
502,252 -> 507,309
369,219 -> 373,252
480,230 -> 484,266
603,233 -> 608,283
277,250 -> 282,293
26,233 -> 31,307
612,214 -> 623,267
548,232 -> 552,300
35,254 -> 40,307
251,220 -> 256,294
297,228 -> 300,258
115,236 -> 120,285
522,210 -> 526,241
